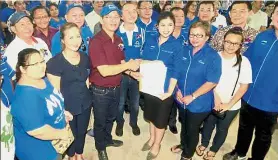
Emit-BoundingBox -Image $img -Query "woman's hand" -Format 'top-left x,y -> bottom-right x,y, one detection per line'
130,71 -> 142,80
218,103 -> 232,113
159,92 -> 172,101
64,111 -> 73,123
176,89 -> 183,104
181,95 -> 194,105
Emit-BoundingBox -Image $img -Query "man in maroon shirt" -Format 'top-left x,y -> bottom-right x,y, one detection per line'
31,6 -> 58,51
89,4 -> 140,160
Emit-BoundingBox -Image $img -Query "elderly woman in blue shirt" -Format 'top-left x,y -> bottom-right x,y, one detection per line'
140,12 -> 183,160
171,21 -> 222,160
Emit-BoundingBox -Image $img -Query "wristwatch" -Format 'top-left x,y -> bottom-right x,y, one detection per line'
192,94 -> 196,100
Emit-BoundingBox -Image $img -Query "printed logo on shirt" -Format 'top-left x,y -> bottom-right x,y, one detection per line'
182,57 -> 187,61
134,41 -> 141,48
198,60 -> 205,65
261,40 -> 267,45
45,89 -> 63,116
161,50 -> 173,54
150,46 -> 155,49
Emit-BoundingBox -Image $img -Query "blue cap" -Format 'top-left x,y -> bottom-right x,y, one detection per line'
100,4 -> 122,17
8,12 -> 30,26
66,3 -> 84,14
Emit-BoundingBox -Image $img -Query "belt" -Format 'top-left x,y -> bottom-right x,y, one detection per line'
91,84 -> 120,90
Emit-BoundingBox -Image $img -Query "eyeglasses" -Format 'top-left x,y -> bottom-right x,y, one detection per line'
25,60 -> 45,67
224,40 -> 241,47
80,39 -> 86,52
189,34 -> 204,38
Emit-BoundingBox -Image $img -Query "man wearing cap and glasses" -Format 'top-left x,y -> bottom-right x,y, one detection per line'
4,12 -> 51,72
89,4 -> 141,160
51,3 -> 93,56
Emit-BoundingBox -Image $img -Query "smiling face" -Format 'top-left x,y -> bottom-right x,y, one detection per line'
62,26 -> 82,52
33,8 -> 50,30
21,53 -> 46,80
189,27 -> 209,48
65,7 -> 85,28
223,33 -> 243,55
11,17 -> 34,39
138,1 -> 153,20
101,11 -> 121,32
229,3 -> 250,26
122,3 -> 138,24
158,17 -> 175,38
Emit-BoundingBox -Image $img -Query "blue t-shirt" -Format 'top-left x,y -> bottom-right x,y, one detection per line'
51,25 -> 93,56
11,78 -> 66,160
49,17 -> 66,29
0,7 -> 15,23
177,43 -> 221,113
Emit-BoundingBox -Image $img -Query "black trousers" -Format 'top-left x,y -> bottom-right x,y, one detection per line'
181,109 -> 210,158
67,107 -> 91,157
233,100 -> 278,160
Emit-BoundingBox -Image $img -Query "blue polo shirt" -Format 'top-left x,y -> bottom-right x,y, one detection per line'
177,43 -> 221,113
141,35 -> 183,92
83,3 -> 93,15
49,17 -> 66,29
51,25 -> 93,56
175,29 -> 190,47
116,24 -> 144,61
0,7 -> 15,23
58,3 -> 67,17
243,29 -> 278,112
136,18 -> 158,40
11,78 -> 66,160
183,16 -> 198,36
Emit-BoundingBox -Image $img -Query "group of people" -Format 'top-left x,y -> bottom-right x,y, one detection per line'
1,1 -> 278,160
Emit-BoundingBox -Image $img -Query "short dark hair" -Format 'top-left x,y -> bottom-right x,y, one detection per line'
170,7 -> 185,16
198,1 -> 215,11
230,1 -> 252,11
30,6 -> 50,19
49,3 -> 58,10
138,1 -> 152,8
157,11 -> 175,26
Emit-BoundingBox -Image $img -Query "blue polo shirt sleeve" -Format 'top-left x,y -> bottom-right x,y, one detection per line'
206,52 -> 222,83
51,31 -> 62,56
11,90 -> 46,132
171,46 -> 183,79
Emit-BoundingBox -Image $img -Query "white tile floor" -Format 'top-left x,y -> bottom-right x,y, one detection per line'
79,110 -> 278,160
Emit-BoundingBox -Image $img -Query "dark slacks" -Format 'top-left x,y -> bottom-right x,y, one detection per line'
67,107 -> 91,157
181,109 -> 210,158
91,85 -> 120,151
233,100 -> 278,160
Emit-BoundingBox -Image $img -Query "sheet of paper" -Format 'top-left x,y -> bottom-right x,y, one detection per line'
140,61 -> 167,98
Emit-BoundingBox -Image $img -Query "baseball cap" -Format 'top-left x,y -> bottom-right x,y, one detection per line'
66,3 -> 84,14
8,12 -> 30,26
100,4 -> 122,17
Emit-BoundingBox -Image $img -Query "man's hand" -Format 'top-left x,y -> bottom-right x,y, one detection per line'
181,95 -> 194,105
127,59 -> 141,71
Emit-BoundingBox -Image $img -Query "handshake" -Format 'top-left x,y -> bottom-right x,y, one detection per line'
124,59 -> 142,71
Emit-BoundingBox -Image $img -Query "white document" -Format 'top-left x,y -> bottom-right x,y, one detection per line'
140,61 -> 167,98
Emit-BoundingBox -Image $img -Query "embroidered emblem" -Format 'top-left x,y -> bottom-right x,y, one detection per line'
118,43 -> 125,51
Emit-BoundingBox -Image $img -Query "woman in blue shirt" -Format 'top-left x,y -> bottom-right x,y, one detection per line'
171,21 -> 222,160
141,12 -> 183,160
11,48 -> 73,160
49,3 -> 66,29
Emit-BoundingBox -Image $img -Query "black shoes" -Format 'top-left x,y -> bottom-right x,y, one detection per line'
223,150 -> 246,160
169,125 -> 178,134
106,139 -> 123,147
98,150 -> 109,160
131,125 -> 141,136
115,124 -> 123,137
